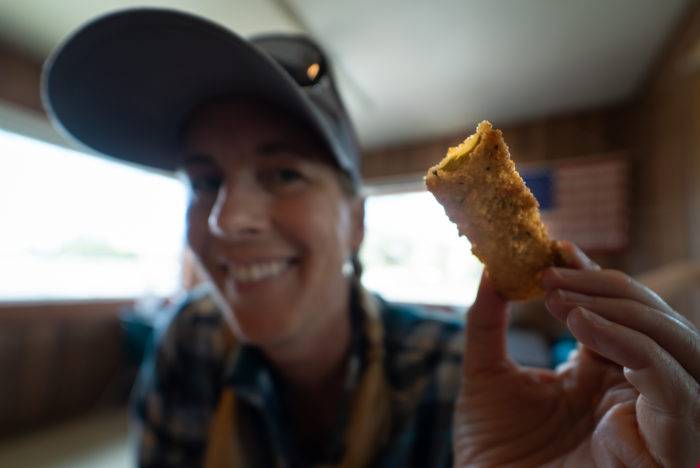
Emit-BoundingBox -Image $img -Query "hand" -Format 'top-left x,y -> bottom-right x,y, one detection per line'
452,241 -> 700,467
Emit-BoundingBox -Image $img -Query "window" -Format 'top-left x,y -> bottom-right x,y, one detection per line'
360,190 -> 483,307
0,128 -> 188,301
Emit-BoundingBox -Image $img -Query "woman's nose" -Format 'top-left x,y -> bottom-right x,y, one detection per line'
207,180 -> 270,239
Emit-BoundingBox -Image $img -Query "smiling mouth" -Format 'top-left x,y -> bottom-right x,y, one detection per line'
219,259 -> 296,284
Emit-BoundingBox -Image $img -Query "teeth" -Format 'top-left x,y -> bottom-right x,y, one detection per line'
230,260 -> 289,283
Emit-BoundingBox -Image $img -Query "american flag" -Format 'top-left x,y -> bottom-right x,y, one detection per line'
521,156 -> 628,252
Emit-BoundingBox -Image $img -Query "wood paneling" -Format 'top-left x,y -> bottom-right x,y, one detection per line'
0,42 -> 45,116
362,106 -> 631,181
0,300 -> 135,439
625,1 -> 700,274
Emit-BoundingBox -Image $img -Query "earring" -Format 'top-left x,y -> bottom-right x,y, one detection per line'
342,258 -> 355,277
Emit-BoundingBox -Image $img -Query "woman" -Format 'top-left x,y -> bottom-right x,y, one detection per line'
43,8 -> 699,467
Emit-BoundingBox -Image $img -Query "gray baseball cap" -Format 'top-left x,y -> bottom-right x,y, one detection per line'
42,8 -> 361,185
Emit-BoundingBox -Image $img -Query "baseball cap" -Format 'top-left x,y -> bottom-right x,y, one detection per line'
41,8 -> 361,186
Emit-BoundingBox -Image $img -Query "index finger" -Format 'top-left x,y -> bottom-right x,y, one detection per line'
542,267 -> 676,317
547,242 -> 695,332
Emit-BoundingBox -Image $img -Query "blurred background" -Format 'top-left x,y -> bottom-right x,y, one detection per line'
1,0 -> 699,466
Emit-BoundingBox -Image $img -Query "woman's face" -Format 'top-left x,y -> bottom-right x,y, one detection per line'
181,100 -> 364,349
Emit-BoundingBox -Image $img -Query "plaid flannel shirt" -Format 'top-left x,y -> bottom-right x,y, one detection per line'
133,283 -> 465,468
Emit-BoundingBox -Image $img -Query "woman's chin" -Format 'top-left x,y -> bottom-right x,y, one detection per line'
205,287 -> 297,346
226,307 -> 305,349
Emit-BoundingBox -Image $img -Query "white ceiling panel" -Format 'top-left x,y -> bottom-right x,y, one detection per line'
289,0 -> 690,147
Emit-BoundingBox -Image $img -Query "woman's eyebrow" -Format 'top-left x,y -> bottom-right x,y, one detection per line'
256,141 -> 305,157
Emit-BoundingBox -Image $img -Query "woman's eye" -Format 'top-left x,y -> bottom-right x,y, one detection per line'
189,175 -> 222,193
262,168 -> 305,186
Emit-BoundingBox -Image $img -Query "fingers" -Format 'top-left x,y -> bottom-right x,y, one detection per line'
591,402 -> 660,468
555,240 -> 601,271
594,399 -> 699,468
566,306 -> 699,415
542,266 -> 695,333
463,272 -> 513,376
546,291 -> 700,381
542,267 -> 676,317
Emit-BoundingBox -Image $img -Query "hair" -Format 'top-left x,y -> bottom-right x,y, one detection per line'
336,169 -> 360,197
351,252 -> 364,280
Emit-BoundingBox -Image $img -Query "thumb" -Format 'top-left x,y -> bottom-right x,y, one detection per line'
464,272 -> 512,376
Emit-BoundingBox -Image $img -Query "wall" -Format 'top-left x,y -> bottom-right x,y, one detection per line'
628,3 -> 700,273
0,42 -> 44,116
0,300 -> 134,439
626,1 -> 700,324
363,106 -> 630,179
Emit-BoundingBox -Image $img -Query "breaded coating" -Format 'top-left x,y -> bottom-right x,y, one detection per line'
425,121 -> 559,300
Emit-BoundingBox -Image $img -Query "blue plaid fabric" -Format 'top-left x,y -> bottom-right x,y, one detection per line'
133,283 -> 465,468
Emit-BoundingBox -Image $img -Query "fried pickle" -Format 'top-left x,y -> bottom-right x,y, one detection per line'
425,121 -> 559,300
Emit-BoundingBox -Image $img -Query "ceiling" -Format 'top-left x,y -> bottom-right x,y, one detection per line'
0,0 -> 691,150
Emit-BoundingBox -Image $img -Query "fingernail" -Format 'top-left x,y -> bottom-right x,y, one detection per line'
542,267 -> 576,288
552,267 -> 577,278
557,290 -> 592,303
578,307 -> 610,327
558,243 -> 576,266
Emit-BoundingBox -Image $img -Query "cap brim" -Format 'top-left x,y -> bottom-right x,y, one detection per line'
42,8 -> 331,172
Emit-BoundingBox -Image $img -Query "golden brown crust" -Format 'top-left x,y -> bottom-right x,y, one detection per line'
425,121 -> 558,300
